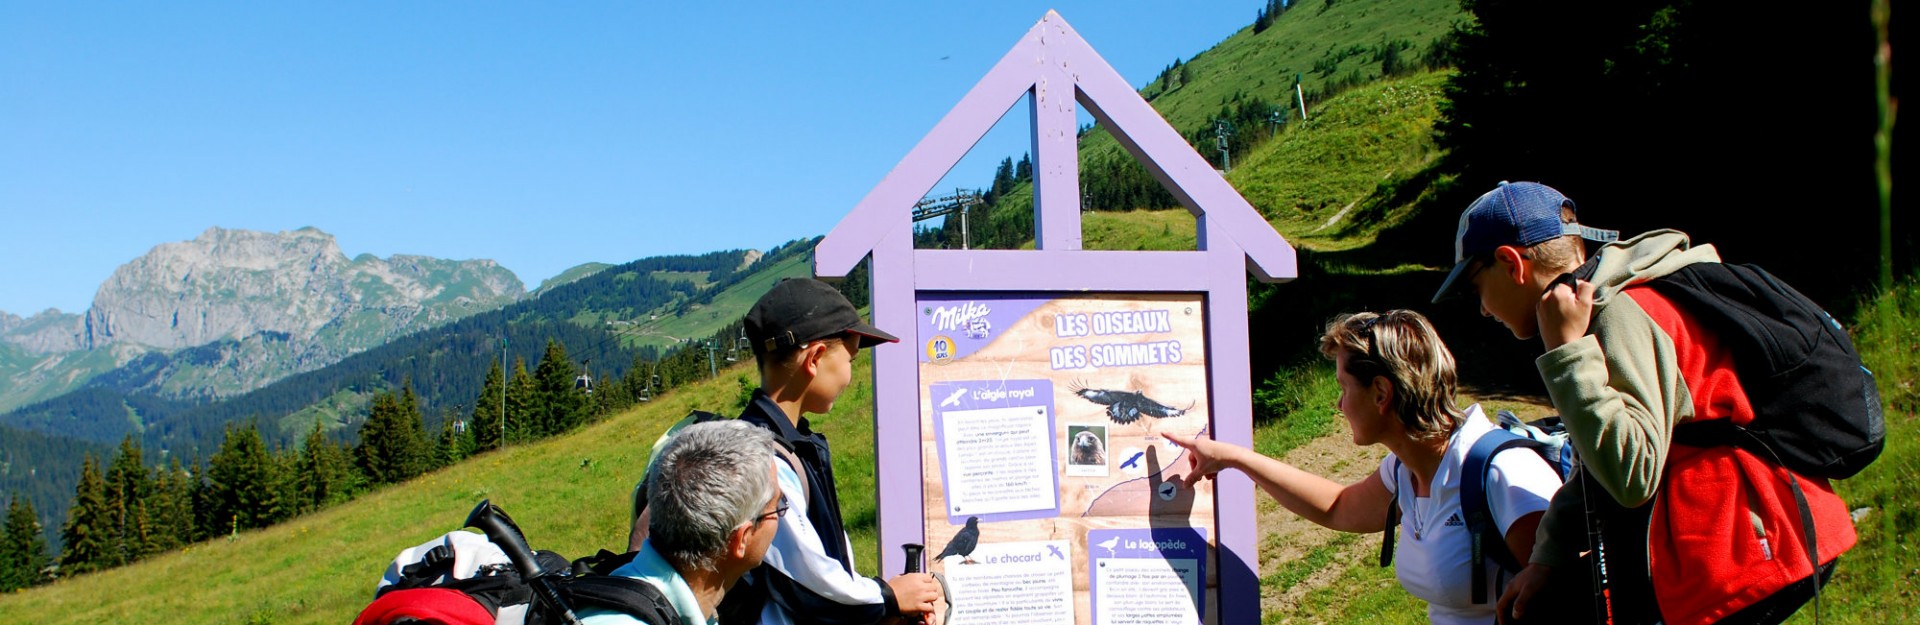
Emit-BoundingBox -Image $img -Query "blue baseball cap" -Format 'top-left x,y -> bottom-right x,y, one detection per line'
1431,181 -> 1619,303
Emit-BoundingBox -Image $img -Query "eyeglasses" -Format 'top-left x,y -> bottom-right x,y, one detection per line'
1463,250 -> 1535,299
1462,260 -> 1489,298
755,495 -> 790,525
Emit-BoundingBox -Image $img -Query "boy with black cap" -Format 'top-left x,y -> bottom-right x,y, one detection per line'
1433,182 -> 1855,625
733,277 -> 943,625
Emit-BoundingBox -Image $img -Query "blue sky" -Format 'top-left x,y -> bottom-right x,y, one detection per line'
0,2 -> 1263,315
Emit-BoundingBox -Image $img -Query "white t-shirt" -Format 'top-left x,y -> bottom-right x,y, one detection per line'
1375,404 -> 1562,625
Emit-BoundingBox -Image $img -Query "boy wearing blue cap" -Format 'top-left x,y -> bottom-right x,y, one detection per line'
1433,182 -> 1854,625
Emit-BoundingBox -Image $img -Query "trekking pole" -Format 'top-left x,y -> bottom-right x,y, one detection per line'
1577,469 -> 1615,625
467,499 -> 585,625
901,543 -> 929,624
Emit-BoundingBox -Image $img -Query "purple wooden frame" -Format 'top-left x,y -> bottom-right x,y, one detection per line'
816,12 -> 1296,624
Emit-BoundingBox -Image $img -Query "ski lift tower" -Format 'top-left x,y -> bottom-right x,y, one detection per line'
910,189 -> 984,249
1214,119 -> 1236,173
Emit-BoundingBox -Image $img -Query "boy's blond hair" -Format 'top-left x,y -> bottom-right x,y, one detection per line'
1526,206 -> 1587,274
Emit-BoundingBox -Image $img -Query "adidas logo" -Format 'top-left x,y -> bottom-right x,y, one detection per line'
1444,513 -> 1464,528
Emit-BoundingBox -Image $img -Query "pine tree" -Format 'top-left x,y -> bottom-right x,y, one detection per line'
207,422 -> 286,532
103,434 -> 154,566
398,381 -> 421,431
533,339 -> 585,436
2,494 -> 50,590
188,456 -> 215,543
272,440 -> 301,523
987,157 -> 1015,204
470,360 -> 507,452
355,390 -> 428,485
399,384 -> 430,473
146,457 -> 195,553
59,455 -> 112,576
507,357 -> 536,442
293,420 -> 357,513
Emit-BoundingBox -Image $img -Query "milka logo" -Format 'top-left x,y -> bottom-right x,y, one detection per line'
929,302 -> 992,333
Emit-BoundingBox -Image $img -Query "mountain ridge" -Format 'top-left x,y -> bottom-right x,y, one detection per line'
0,226 -> 528,413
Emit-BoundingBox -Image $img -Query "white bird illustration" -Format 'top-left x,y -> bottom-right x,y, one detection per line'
940,387 -> 968,408
1097,535 -> 1121,557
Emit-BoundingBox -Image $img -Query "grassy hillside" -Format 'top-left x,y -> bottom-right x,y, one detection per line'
1072,0 -> 1464,211
0,333 -> 898,625
0,359 -> 760,624
612,253 -> 814,355
530,262 -> 614,298
1228,71 -> 1448,247
1072,71 -> 1451,254
0,342 -> 130,413
1809,280 -> 1920,622
1128,0 -> 1462,131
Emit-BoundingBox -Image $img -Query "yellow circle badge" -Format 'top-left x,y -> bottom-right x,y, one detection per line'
926,335 -> 956,365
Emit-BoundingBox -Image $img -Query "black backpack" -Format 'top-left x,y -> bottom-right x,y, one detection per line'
1577,259 -> 1881,618
1636,261 -> 1886,479
360,536 -> 679,625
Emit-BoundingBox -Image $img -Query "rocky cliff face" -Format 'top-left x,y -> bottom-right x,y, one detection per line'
83,227 -> 523,350
2,227 -> 525,412
0,309 -> 86,354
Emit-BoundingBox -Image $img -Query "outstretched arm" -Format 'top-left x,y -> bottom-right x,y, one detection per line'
1165,432 -> 1392,533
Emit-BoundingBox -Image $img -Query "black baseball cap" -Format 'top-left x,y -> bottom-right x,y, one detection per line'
744,278 -> 899,354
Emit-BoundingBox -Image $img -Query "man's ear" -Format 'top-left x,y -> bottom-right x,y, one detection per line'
727,524 -> 753,559
1493,245 -> 1531,284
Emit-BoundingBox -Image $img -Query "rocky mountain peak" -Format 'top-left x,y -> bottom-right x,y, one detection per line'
0,309 -> 86,354
82,227 -> 524,351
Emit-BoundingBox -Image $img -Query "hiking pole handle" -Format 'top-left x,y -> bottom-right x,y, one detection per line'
900,544 -> 929,624
902,543 -> 924,574
465,499 -> 543,578
466,500 -> 586,625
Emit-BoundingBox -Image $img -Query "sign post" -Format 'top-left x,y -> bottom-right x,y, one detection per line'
817,12 -> 1296,624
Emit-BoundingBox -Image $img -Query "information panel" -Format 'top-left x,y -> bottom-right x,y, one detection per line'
917,292 -> 1216,625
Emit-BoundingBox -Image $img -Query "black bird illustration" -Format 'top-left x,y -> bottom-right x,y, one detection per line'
935,516 -> 981,565
1069,380 -> 1192,433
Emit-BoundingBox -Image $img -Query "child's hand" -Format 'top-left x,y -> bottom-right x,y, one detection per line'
1495,563 -> 1552,625
1536,275 -> 1595,350
887,572 -> 944,618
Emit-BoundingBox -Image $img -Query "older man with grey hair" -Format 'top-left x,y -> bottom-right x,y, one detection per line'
582,421 -> 782,625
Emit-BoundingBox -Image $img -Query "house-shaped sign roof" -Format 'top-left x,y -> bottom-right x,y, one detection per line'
815,11 -> 1294,625
818,10 -> 1295,282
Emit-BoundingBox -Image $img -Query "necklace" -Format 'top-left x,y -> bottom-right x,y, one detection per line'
1409,494 -> 1426,540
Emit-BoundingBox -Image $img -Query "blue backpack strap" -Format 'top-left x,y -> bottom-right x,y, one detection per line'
1379,458 -> 1402,567
1461,429 -> 1548,605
